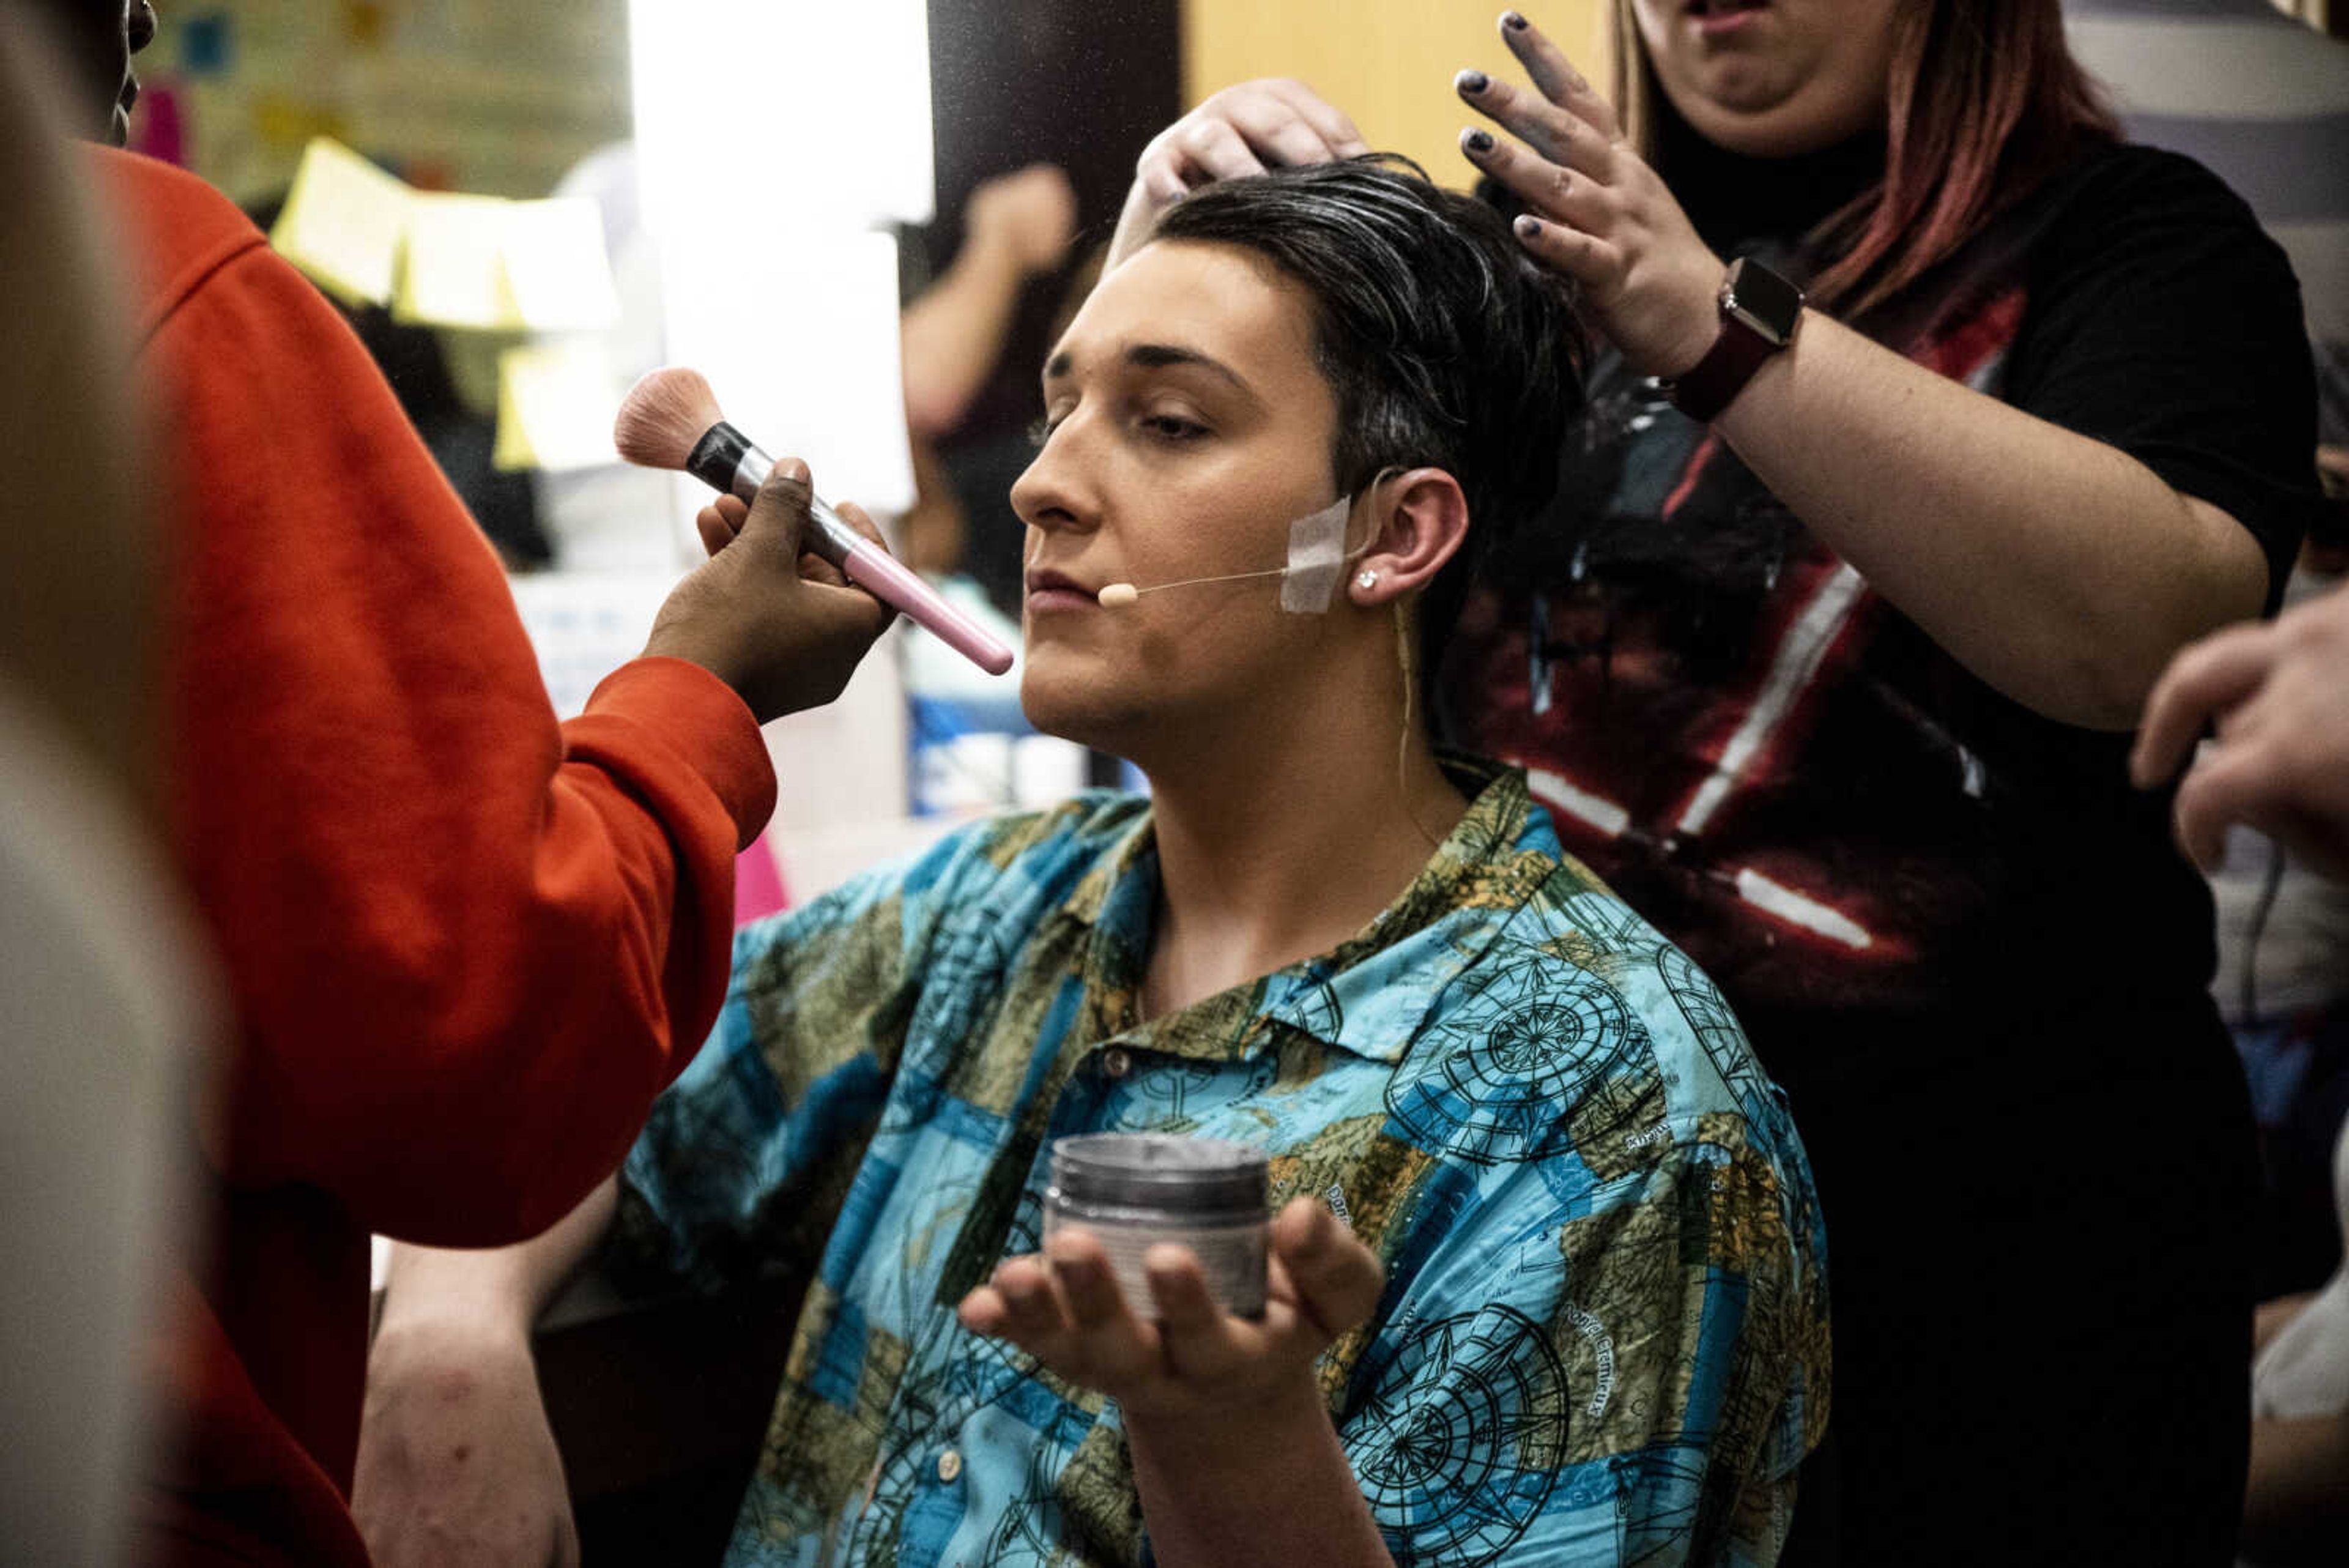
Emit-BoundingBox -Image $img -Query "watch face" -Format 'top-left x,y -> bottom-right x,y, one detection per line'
1723,259 -> 1805,346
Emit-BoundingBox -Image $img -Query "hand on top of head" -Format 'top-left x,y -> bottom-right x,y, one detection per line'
642,461 -> 896,726
1111,79 -> 1370,265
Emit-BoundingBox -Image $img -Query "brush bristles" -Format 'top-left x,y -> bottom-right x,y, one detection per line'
614,366 -> 725,470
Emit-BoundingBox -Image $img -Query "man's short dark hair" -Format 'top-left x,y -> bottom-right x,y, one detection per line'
1149,157 -> 1585,710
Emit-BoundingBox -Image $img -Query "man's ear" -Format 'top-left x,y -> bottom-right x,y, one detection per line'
1347,468 -> 1468,607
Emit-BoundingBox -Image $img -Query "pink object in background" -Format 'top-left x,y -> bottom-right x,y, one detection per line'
734,830 -> 792,926
129,83 -> 185,166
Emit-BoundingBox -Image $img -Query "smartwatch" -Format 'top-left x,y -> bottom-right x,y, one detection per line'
1666,257 -> 1805,424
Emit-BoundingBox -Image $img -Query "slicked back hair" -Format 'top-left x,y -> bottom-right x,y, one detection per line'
1148,158 -> 1586,719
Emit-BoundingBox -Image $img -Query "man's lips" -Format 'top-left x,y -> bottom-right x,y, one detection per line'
1025,569 -> 1102,611
1685,0 -> 1770,31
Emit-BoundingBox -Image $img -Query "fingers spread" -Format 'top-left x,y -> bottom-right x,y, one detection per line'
1147,1245 -> 1246,1381
1047,1229 -> 1134,1331
2132,622 -> 2277,786
1507,210 -> 1619,288
1460,72 -> 1605,177
1459,123 -> 1608,232
989,1255 -> 1069,1343
1272,1198 -> 1384,1337
1500,10 -> 1620,139
956,1285 -> 1011,1338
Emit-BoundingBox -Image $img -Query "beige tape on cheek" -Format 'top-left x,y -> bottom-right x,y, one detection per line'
1279,493 -> 1353,613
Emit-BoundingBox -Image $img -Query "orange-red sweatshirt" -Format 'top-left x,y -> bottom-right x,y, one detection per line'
89,147 -> 776,1565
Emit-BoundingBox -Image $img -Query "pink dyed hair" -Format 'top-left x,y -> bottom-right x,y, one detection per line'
1611,0 -> 2118,314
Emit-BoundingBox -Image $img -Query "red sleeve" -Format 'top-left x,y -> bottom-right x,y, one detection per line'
138,180 -> 775,1246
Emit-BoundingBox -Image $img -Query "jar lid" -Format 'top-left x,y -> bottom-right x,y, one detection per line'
1050,1132 -> 1269,1213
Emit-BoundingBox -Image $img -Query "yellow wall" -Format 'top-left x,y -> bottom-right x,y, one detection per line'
1183,1 -> 1611,191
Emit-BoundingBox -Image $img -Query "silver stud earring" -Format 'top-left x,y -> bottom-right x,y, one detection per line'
1356,570 -> 1379,590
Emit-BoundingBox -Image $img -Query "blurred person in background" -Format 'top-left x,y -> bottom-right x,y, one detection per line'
2139,526 -> 2349,1568
0,13 -> 205,1565
2064,0 -> 2349,1317
897,162 -> 1080,584
27,2 -> 900,1563
1111,0 -> 2326,1559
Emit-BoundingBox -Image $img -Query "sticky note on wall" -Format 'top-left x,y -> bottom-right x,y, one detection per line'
497,198 -> 622,333
395,191 -> 521,330
269,136 -> 412,307
396,191 -> 620,332
494,341 -> 624,473
268,138 -> 620,333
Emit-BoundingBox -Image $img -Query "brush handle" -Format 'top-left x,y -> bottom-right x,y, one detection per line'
688,423 -> 1014,677
835,533 -> 1015,676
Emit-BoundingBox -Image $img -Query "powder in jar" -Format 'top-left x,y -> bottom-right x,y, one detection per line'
1043,1132 -> 1270,1319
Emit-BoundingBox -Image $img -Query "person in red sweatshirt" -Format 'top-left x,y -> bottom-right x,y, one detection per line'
23,5 -> 899,1562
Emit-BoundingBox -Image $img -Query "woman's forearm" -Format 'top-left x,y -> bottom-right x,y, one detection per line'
1716,310 -> 2269,730
899,236 -> 1028,439
1124,1383 -> 1392,1568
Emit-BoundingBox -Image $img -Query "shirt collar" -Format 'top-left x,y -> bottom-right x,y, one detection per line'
1056,760 -> 1551,1066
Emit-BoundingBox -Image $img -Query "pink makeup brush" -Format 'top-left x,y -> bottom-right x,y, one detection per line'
614,368 -> 1015,677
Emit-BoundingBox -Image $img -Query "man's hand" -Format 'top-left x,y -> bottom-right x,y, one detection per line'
966,163 -> 1078,277
643,461 -> 896,725
352,1321 -> 576,1568
956,1197 -> 1381,1421
2133,576 -> 2349,879
1110,81 -> 1368,264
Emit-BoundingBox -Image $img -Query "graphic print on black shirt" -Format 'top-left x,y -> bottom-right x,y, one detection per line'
1443,143 -> 2317,1019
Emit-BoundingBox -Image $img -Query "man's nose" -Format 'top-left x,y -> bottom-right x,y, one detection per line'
1010,426 -> 1096,535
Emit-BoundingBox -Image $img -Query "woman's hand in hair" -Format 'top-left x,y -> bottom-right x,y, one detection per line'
1455,11 -> 1726,378
1110,80 -> 1370,266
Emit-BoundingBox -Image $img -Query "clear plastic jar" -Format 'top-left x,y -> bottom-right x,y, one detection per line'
1043,1132 -> 1270,1319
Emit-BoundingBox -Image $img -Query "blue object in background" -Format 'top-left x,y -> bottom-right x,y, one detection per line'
176,11 -> 233,76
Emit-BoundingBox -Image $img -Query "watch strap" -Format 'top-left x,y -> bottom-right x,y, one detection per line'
1668,317 -> 1780,424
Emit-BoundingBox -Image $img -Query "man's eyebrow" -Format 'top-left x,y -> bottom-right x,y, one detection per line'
1124,342 -> 1250,392
1039,343 -> 1255,396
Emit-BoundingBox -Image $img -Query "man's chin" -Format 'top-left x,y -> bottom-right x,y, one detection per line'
1020,667 -> 1144,757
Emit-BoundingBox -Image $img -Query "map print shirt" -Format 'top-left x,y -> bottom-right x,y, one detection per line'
609,762 -> 1829,1566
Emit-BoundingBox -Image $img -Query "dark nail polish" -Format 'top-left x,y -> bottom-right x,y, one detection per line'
1458,69 -> 1490,94
1466,128 -> 1494,153
1504,10 -> 1531,31
1515,215 -> 1542,237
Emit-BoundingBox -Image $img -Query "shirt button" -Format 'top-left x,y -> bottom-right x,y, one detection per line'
1101,1047 -> 1134,1080
936,1447 -> 964,1484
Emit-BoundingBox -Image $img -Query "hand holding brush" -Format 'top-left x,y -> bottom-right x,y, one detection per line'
642,461 -> 896,724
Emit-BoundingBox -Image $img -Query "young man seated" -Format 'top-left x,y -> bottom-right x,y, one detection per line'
356,160 -> 1828,1568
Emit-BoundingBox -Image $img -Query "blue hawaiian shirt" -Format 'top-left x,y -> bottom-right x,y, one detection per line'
610,762 -> 1828,1566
